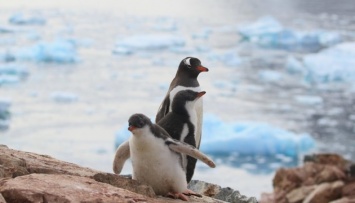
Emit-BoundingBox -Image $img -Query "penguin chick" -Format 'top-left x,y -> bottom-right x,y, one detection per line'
128,113 -> 215,201
155,57 -> 208,149
157,90 -> 206,183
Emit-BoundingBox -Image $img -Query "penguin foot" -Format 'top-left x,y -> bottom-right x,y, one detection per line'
167,192 -> 189,201
183,189 -> 202,197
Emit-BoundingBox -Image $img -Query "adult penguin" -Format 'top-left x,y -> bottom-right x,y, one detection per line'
155,57 -> 208,149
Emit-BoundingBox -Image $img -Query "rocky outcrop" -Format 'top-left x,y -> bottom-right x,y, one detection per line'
260,153 -> 355,203
0,145 -> 256,202
188,180 -> 258,203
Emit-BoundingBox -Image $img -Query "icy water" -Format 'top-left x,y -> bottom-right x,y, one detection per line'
1,0 -> 355,199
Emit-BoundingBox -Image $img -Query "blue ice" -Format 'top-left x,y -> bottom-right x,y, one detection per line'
0,98 -> 11,130
0,65 -> 29,79
113,34 -> 185,55
16,40 -> 78,63
114,114 -> 316,158
238,16 -> 341,52
9,13 -> 46,25
200,114 -> 315,157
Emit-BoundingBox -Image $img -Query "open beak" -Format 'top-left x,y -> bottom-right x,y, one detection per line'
197,91 -> 206,98
197,65 -> 209,72
128,126 -> 136,132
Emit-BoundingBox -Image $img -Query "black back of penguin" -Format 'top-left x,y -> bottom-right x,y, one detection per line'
155,57 -> 208,123
157,90 -> 205,182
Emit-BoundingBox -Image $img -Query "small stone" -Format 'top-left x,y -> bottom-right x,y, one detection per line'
188,180 -> 221,197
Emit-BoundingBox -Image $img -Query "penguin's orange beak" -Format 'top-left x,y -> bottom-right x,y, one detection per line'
197,91 -> 206,98
197,65 -> 209,72
128,126 -> 136,131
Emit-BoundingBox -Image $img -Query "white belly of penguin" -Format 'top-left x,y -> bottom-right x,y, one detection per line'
169,85 -> 203,147
129,128 -> 187,195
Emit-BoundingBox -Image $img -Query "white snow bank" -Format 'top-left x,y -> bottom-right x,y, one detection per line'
113,34 -> 185,55
114,114 -> 315,158
238,16 -> 341,52
287,42 -> 355,83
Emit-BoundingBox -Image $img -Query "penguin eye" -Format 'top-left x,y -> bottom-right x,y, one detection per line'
184,58 -> 192,68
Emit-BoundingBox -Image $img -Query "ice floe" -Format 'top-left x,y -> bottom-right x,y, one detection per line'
0,65 -> 29,85
238,16 -> 342,52
287,42 -> 355,84
16,39 -> 79,63
50,92 -> 78,103
0,98 -> 11,130
8,13 -> 46,25
114,114 -> 316,158
113,34 -> 185,55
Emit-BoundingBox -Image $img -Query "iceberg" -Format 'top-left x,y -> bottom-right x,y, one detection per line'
200,114 -> 315,157
287,42 -> 355,84
114,114 -> 316,158
8,13 -> 46,25
113,34 -> 185,55
303,42 -> 355,83
238,16 -> 342,52
16,39 -> 78,63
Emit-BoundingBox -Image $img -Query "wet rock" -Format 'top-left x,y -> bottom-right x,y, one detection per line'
188,180 -> 258,203
0,173 -> 150,203
303,181 -> 343,203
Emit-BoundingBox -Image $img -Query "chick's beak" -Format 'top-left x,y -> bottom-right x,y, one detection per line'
128,126 -> 136,132
197,65 -> 209,72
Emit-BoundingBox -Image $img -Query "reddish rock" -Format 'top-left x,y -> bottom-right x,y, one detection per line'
330,197 -> 355,203
0,147 -> 99,177
0,174 -> 150,203
259,192 -> 274,203
0,193 -> 5,203
304,154 -> 350,170
303,181 -> 344,203
342,181 -> 355,197
286,185 -> 316,203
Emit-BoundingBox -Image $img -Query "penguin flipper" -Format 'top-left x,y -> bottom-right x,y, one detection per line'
166,139 -> 215,168
113,140 -> 130,174
155,96 -> 170,123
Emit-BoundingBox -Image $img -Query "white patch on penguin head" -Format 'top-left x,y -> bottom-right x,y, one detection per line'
184,57 -> 192,68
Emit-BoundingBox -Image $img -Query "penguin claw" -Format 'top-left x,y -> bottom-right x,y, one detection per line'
183,189 -> 202,197
167,192 -> 189,201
